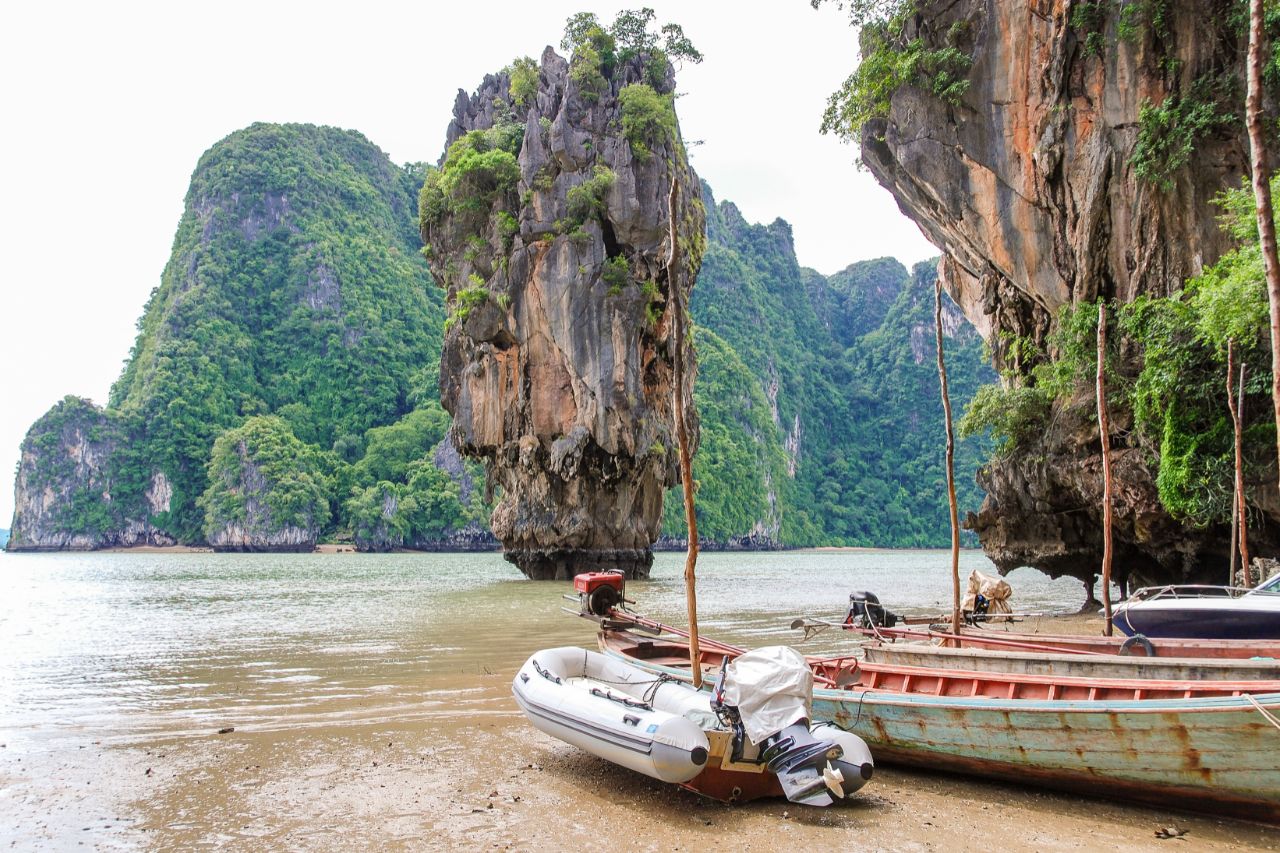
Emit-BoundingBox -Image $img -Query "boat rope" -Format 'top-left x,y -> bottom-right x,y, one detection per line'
531,659 -> 561,685
1243,693 -> 1280,732
641,673 -> 679,705
849,690 -> 869,729
589,687 -> 653,711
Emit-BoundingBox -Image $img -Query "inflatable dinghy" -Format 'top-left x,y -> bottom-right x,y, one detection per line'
513,645 -> 873,806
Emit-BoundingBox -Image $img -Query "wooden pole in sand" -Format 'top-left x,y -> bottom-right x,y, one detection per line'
1229,343 -> 1241,587
935,280 -> 961,637
1097,302 -> 1114,636
667,178 -> 702,688
1228,342 -> 1251,586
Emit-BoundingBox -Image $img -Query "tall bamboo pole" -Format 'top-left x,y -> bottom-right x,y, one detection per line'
667,179 -> 701,687
1229,346 -> 1252,587
1246,0 -> 1280,505
935,280 -> 961,636
1240,362 -> 1251,584
1229,341 -> 1240,585
1097,302 -> 1114,636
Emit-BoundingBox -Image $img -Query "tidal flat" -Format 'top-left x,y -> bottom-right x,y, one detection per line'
1,550 -> 1274,851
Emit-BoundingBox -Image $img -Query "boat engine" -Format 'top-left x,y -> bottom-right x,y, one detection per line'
844,591 -> 899,629
712,650 -> 874,806
574,571 -> 625,617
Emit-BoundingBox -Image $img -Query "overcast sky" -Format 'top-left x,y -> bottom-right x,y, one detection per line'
0,1 -> 937,526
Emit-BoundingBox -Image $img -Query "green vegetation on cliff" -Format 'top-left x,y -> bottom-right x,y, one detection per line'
13,123 -> 990,552
960,177 -> 1277,530
200,416 -> 334,541
11,124 -> 463,549
662,185 -> 992,547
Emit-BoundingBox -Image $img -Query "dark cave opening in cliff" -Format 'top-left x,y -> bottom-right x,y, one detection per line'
601,217 -> 623,260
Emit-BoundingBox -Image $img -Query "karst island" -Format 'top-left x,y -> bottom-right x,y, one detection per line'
2,3 -> 1280,850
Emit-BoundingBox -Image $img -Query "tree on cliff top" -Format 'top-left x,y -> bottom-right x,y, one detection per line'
561,8 -> 703,69
813,1 -> 971,145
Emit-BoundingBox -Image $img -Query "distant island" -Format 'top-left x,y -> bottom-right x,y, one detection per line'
8,122 -> 990,556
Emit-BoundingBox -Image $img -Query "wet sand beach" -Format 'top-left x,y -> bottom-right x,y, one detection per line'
1,551 -> 1275,851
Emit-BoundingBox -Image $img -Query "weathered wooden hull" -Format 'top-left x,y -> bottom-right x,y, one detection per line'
861,642 -> 1280,681
811,686 -> 1280,824
600,629 -> 1280,823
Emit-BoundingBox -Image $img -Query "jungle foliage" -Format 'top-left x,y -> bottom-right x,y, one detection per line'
959,178 -> 1277,528
27,124 -> 454,546
663,184 -> 994,547
199,416 -> 334,538
815,1 -> 972,144
17,119 -> 993,551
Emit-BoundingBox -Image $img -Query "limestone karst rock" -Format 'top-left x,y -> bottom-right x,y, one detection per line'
859,0 -> 1279,585
421,47 -> 705,579
8,397 -> 174,551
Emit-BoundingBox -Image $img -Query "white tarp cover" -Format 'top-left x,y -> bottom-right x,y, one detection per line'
962,568 -> 1013,619
722,645 -> 814,745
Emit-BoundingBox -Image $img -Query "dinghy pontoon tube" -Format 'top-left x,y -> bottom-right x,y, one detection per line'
513,646 -> 711,783
513,646 -> 873,804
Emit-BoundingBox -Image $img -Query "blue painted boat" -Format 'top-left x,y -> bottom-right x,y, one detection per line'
599,621 -> 1280,823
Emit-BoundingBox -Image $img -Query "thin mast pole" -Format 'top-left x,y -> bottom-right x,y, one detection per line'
667,178 -> 702,687
935,280 -> 961,637
1097,302 -> 1114,636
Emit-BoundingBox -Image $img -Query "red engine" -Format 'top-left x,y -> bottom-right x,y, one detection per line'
575,571 -> 625,616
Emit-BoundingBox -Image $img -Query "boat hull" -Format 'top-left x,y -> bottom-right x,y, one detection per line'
601,631 -> 1280,823
1114,599 -> 1280,640
512,647 -> 711,784
811,688 -> 1280,824
860,642 -> 1280,680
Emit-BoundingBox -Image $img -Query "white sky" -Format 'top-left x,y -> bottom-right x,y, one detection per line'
0,0 -> 937,526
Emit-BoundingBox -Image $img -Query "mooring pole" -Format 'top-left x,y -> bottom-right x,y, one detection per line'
667,178 -> 702,687
1231,349 -> 1251,586
1097,302 -> 1114,636
935,280 -> 961,637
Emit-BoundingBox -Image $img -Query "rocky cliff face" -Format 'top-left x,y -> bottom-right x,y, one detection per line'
861,0 -> 1272,585
9,124 -> 452,552
8,397 -> 174,551
422,48 -> 704,579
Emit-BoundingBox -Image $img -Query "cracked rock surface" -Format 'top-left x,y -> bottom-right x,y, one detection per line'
862,0 -> 1277,585
423,48 -> 704,579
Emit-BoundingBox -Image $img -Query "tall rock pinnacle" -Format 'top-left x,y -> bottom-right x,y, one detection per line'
420,46 -> 705,579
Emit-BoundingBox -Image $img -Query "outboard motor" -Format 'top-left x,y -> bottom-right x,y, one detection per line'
761,721 -> 848,806
714,647 -> 875,806
844,591 -> 899,629
965,592 -> 991,625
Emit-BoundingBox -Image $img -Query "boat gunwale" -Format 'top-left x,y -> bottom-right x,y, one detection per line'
860,624 -> 1280,657
599,631 -> 1280,714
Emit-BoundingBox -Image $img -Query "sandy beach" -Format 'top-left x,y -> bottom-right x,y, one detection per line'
7,662 -> 1276,852
6,613 -> 1277,851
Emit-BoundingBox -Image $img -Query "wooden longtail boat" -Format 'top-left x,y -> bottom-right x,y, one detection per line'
855,623 -> 1280,660
860,641 -> 1280,681
599,616 -> 1280,823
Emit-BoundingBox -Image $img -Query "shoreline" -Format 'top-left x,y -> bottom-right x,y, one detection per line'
13,543 -> 987,556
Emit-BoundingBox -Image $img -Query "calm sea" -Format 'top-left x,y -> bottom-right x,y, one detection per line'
0,548 -> 1090,756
